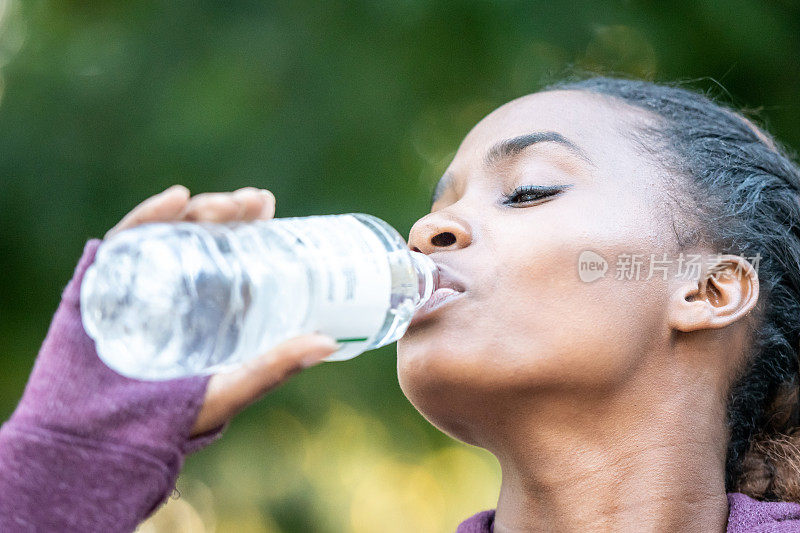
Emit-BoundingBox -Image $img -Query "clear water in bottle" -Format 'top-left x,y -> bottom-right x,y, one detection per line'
80,214 -> 438,380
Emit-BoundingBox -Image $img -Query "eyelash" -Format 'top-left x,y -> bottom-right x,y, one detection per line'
502,185 -> 565,206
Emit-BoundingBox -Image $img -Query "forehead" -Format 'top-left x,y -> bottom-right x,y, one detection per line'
449,89 -> 651,177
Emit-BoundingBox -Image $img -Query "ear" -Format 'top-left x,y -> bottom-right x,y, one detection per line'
668,254 -> 760,332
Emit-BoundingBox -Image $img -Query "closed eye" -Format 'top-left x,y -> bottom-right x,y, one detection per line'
502,184 -> 572,207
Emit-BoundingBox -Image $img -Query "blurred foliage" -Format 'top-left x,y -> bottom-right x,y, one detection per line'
1,0 -> 800,531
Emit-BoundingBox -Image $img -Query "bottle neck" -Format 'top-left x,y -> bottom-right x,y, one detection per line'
409,251 -> 438,311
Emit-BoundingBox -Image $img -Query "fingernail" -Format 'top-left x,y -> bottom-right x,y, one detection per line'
301,336 -> 341,368
164,184 -> 189,196
311,334 -> 340,351
260,189 -> 275,202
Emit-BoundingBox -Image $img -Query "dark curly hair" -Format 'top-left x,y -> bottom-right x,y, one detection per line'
545,76 -> 800,502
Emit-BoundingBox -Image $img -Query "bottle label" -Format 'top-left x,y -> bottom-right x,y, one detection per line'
275,215 -> 390,359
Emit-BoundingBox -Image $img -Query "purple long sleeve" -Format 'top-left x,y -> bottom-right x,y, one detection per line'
0,239 -> 225,532
457,493 -> 800,532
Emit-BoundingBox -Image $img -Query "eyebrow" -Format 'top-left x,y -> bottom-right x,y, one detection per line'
429,131 -> 591,208
485,131 -> 591,166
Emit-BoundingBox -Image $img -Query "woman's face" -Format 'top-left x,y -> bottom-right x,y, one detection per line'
397,90 -> 692,445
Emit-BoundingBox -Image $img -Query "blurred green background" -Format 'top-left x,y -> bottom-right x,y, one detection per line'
1,0 -> 799,531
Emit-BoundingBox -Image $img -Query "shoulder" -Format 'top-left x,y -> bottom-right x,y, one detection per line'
727,492 -> 800,532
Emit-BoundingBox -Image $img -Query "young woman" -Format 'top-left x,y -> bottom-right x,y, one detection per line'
2,77 -> 800,532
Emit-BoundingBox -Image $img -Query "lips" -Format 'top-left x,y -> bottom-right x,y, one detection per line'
435,263 -> 467,293
409,261 -> 467,326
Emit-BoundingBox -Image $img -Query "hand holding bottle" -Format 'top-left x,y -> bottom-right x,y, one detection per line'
103,184 -> 341,436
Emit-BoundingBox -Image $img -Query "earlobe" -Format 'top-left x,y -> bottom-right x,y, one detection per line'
668,255 -> 759,333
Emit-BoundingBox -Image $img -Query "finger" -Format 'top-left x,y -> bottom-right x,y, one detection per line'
224,333 -> 339,403
182,192 -> 244,223
105,185 -> 190,240
232,187 -> 269,220
257,189 -> 276,220
191,334 -> 340,436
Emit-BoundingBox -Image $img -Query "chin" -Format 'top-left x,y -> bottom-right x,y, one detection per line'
396,334 -> 496,446
396,328 -> 468,388
397,363 -> 481,446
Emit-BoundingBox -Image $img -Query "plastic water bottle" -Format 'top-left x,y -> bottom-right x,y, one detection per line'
80,213 -> 438,380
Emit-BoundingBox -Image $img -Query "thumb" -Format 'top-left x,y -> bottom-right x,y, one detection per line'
251,332 -> 341,376
191,334 -> 340,436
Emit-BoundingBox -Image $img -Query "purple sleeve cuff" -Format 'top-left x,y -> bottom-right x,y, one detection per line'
0,238 -> 226,532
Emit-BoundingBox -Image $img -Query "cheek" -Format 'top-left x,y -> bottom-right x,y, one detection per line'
478,204 -> 673,389
488,272 -> 666,391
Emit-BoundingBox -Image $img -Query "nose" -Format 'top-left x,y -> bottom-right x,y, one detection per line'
407,211 -> 473,254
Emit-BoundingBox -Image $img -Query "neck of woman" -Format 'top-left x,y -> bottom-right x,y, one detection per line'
485,374 -> 731,532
